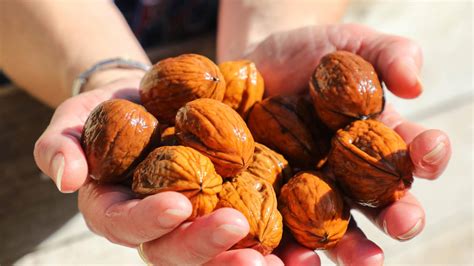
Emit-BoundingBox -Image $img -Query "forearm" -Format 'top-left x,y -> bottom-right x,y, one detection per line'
217,0 -> 348,62
0,0 -> 149,107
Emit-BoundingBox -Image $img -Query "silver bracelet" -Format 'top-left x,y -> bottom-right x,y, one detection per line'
71,57 -> 151,96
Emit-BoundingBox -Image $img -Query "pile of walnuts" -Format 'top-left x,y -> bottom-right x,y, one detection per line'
82,52 -> 414,253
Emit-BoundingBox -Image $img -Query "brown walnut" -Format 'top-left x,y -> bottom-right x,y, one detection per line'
278,171 -> 350,250
140,54 -> 226,124
175,98 -> 255,177
309,51 -> 384,131
246,94 -> 332,168
216,174 -> 283,255
219,60 -> 264,118
236,143 -> 291,195
327,119 -> 413,208
160,126 -> 178,146
132,146 -> 222,219
81,99 -> 159,183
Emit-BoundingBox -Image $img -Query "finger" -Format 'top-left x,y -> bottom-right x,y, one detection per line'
33,83 -> 140,193
325,218 -> 384,266
274,233 -> 320,266
203,249 -> 273,266
378,104 -> 452,180
143,208 -> 250,265
354,192 -> 425,241
378,104 -> 427,142
328,24 -> 423,98
265,254 -> 285,266
78,182 -> 192,247
408,129 -> 451,179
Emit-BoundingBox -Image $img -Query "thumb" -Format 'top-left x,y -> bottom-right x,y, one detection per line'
33,97 -> 90,193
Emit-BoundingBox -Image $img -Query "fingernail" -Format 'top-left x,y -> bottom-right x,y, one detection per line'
157,208 -> 190,228
422,142 -> 446,165
399,57 -> 423,96
397,218 -> 423,240
382,219 -> 389,235
416,74 -> 424,93
212,224 -> 247,246
51,153 -> 65,192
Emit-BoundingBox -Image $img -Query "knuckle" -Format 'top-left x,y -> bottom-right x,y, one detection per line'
33,134 -> 57,178
130,214 -> 155,241
181,240 -> 212,263
33,135 -> 49,163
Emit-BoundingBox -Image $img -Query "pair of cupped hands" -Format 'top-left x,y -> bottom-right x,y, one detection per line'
33,24 -> 451,265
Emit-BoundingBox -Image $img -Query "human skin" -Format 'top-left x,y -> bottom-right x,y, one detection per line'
1,0 -> 451,265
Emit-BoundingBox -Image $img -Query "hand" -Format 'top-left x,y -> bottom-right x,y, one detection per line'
245,23 -> 451,265
33,76 -> 283,265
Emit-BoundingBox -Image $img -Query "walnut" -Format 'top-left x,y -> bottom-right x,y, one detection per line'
175,98 -> 255,177
140,54 -> 226,125
327,119 -> 413,208
278,171 -> 350,250
216,174 -> 283,255
246,94 -> 332,168
160,126 -> 177,146
237,143 -> 291,195
309,51 -> 384,131
81,99 -> 159,183
132,146 -> 222,219
219,60 -> 264,118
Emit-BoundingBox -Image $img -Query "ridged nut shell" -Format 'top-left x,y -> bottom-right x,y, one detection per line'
279,171 -> 350,250
247,94 -> 331,168
140,54 -> 226,124
216,174 -> 283,255
160,126 -> 178,146
81,99 -> 159,183
236,143 -> 291,195
132,146 -> 222,219
327,119 -> 413,208
175,98 -> 255,177
309,51 -> 384,131
219,60 -> 264,118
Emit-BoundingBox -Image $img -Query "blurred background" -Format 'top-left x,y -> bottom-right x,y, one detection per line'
0,0 -> 472,265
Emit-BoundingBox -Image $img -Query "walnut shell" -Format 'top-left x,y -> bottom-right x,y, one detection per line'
160,126 -> 177,146
81,99 -> 159,183
247,94 -> 332,168
219,60 -> 264,118
237,143 -> 291,195
140,54 -> 226,124
175,98 -> 255,177
216,174 -> 283,255
309,51 -> 384,131
132,146 -> 222,219
327,119 -> 413,208
278,171 -> 350,250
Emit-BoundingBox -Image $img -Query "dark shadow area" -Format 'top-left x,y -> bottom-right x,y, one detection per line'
0,89 -> 79,265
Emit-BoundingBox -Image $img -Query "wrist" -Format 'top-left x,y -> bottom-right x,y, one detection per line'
82,68 -> 146,93
71,58 -> 150,96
